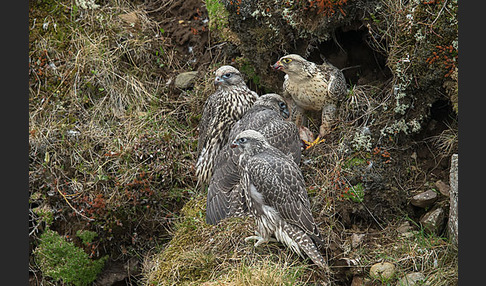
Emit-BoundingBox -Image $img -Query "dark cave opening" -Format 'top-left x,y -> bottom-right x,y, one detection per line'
305,26 -> 392,86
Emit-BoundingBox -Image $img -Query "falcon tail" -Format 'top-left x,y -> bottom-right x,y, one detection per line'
280,223 -> 330,273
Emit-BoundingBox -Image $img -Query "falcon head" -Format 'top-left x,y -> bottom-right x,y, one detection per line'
272,54 -> 308,75
230,130 -> 268,154
214,65 -> 244,87
256,93 -> 290,119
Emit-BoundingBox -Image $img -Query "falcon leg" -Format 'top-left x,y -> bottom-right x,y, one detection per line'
319,103 -> 337,138
290,102 -> 304,128
245,234 -> 276,247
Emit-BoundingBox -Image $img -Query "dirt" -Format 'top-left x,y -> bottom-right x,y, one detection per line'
143,0 -> 217,73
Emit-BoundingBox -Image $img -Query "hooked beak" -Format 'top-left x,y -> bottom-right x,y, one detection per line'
230,141 -> 238,148
214,76 -> 224,86
282,108 -> 290,119
272,60 -> 284,71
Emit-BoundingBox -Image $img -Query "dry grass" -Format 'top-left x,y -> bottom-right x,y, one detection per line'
142,195 -> 324,286
29,0 -> 203,283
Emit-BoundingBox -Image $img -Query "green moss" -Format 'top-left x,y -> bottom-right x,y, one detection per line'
205,0 -> 230,31
34,229 -> 107,286
76,230 -> 98,245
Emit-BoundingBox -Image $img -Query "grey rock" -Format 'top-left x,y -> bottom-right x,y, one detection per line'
448,154 -> 458,246
396,272 -> 428,286
397,221 -> 417,238
370,262 -> 395,280
420,207 -> 445,235
435,180 -> 450,197
174,71 -> 198,89
410,189 -> 438,208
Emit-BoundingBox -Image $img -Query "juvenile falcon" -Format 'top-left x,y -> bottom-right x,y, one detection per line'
230,129 -> 329,271
272,54 -> 347,144
196,65 -> 258,189
206,93 -> 301,225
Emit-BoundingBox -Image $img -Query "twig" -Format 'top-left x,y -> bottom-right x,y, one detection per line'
55,182 -> 94,221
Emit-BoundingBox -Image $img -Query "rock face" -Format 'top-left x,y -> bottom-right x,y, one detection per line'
410,190 -> 438,208
448,154 -> 458,246
370,262 -> 395,280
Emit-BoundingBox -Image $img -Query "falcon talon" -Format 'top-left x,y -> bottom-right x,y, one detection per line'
303,137 -> 326,150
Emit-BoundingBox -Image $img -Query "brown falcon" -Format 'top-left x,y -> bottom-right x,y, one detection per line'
230,129 -> 329,271
206,93 -> 301,225
196,65 -> 258,189
272,54 -> 347,144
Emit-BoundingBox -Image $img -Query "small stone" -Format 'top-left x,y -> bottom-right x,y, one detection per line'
396,272 -> 427,286
118,12 -> 140,28
174,71 -> 198,89
410,190 -> 438,208
351,276 -> 364,286
396,221 -> 413,234
370,262 -> 395,280
420,207 -> 445,234
435,180 -> 450,197
351,233 -> 366,248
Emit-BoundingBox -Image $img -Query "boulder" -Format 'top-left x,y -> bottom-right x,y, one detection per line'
410,190 -> 438,208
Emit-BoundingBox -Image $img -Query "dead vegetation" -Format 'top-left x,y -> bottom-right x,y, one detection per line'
29,0 -> 457,285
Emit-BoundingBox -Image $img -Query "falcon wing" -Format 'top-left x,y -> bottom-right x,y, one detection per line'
245,151 -> 319,238
260,120 -> 301,165
197,92 -> 219,156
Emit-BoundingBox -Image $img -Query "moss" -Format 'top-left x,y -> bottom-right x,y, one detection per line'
34,229 -> 107,286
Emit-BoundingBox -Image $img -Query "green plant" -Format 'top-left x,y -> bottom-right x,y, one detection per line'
205,0 -> 229,31
76,230 -> 98,245
34,229 -> 107,286
341,183 -> 365,203
235,57 -> 262,89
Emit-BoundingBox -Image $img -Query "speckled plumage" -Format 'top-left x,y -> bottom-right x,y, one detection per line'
206,94 -> 301,225
196,66 -> 258,189
273,54 -> 347,137
230,130 -> 328,271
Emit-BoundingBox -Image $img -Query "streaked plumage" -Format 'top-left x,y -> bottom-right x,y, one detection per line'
206,93 -> 301,225
273,54 -> 347,138
196,65 -> 258,189
230,129 -> 328,271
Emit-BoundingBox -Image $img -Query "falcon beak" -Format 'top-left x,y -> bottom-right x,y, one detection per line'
272,61 -> 284,71
214,76 -> 223,86
282,108 -> 290,119
230,141 -> 238,148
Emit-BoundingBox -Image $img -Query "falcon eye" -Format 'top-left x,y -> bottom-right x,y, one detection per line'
282,58 -> 292,64
238,137 -> 247,144
278,101 -> 287,109
222,73 -> 233,79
